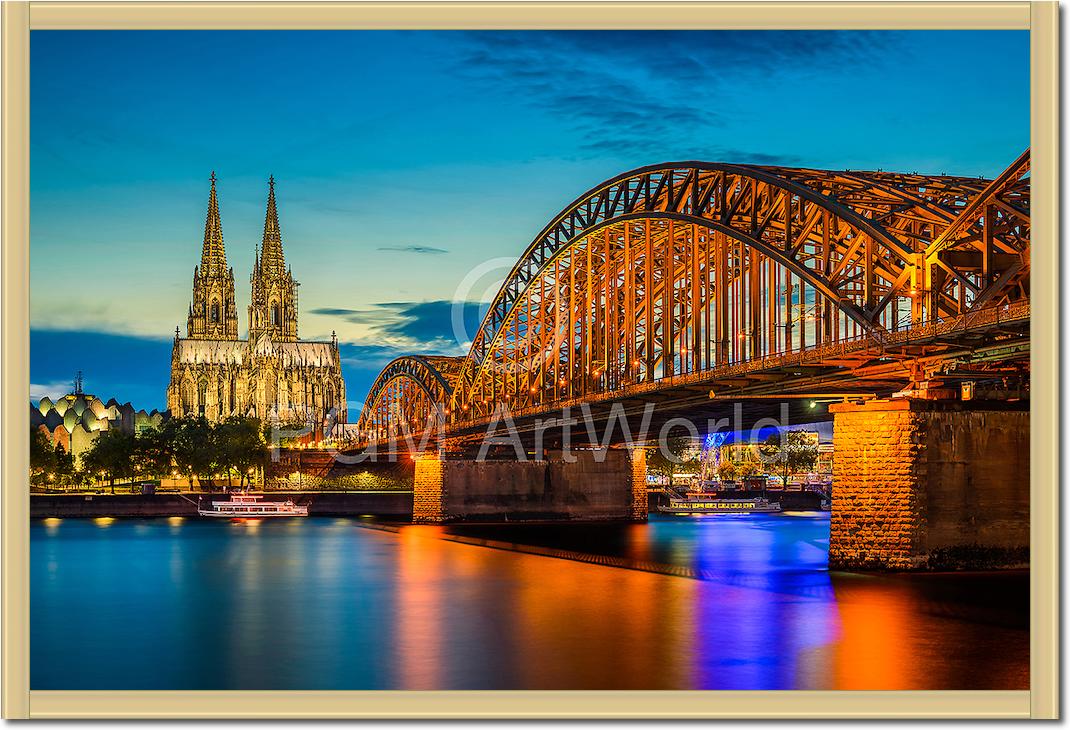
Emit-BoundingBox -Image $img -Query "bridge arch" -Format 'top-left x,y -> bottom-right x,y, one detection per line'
356,355 -> 462,441
449,156 -> 1029,417
355,153 -> 1029,431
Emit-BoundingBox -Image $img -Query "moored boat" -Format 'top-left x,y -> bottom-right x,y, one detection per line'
197,493 -> 308,518
657,496 -> 782,515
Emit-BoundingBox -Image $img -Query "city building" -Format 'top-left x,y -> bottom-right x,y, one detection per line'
166,174 -> 346,431
31,373 -> 165,466
713,428 -> 833,485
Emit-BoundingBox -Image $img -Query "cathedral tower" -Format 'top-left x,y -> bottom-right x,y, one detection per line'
186,172 -> 239,340
248,176 -> 299,342
170,173 -> 346,431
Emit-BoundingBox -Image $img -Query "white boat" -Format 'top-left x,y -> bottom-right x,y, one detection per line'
658,496 -> 782,515
197,493 -> 308,518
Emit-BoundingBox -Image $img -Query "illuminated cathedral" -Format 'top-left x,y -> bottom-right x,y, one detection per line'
166,174 -> 346,431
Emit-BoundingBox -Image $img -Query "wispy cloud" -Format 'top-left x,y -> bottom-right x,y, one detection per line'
311,299 -> 488,358
338,342 -> 415,373
452,30 -> 900,160
31,299 -> 180,340
30,380 -> 74,402
376,245 -> 449,255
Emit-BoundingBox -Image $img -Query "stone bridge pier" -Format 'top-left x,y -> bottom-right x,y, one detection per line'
829,399 -> 1030,570
413,448 -> 648,524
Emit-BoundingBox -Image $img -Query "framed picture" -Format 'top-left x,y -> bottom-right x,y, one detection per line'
3,1 -> 1058,719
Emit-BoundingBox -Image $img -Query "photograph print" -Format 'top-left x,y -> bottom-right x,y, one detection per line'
29,28 -> 1031,692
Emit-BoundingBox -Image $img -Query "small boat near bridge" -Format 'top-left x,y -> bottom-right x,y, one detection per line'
197,493 -> 308,518
657,495 -> 782,515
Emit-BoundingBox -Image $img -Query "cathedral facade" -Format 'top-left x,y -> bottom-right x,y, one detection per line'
166,174 -> 347,431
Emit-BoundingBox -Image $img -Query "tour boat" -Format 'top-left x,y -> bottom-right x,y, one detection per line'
197,493 -> 308,518
658,496 -> 782,515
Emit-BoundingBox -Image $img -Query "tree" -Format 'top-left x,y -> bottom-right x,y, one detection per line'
30,429 -> 57,484
263,417 -> 312,450
54,446 -> 75,484
162,416 -> 217,490
735,461 -> 760,479
717,460 -> 738,483
758,431 -> 818,489
647,433 -> 698,491
133,427 -> 174,479
216,417 -> 265,487
81,429 -> 137,492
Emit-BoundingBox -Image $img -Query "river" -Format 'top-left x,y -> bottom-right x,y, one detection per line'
30,513 -> 1028,690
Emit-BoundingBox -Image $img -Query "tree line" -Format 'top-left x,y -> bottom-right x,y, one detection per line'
31,416 -> 268,491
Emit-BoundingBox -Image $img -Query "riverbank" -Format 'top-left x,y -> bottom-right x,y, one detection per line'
34,488 -> 824,519
30,491 -> 413,518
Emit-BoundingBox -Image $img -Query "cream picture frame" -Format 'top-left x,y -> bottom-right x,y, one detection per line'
2,1 -> 1058,718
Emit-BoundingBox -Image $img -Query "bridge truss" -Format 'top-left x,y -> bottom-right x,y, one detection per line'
357,151 -> 1030,441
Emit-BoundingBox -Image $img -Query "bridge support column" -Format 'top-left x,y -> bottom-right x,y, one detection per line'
410,449 -> 648,523
829,399 -> 1029,570
629,447 -> 648,521
413,454 -> 447,523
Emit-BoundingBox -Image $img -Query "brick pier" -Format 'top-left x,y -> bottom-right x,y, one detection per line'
829,399 -> 1029,570
412,448 -> 648,524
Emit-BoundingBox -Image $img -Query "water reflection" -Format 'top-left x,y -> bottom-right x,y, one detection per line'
395,527 -> 446,689
30,515 -> 1027,690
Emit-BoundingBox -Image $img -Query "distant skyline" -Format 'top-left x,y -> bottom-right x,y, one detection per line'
30,30 -> 1029,413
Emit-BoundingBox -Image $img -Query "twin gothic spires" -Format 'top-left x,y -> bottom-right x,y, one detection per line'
186,173 -> 299,342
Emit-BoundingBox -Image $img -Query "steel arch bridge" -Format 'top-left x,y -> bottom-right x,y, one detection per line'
359,355 -> 462,442
356,151 -> 1030,441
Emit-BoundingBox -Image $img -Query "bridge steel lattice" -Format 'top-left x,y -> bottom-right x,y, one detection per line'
356,151 -> 1030,442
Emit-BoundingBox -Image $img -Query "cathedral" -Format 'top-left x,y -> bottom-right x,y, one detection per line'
166,174 -> 347,432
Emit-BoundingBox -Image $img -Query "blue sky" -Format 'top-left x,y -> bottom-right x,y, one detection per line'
30,30 -> 1029,413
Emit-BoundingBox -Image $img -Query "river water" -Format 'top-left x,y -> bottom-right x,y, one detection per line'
31,513 -> 1028,690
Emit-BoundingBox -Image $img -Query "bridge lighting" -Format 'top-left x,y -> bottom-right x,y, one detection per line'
354,156 -> 1027,451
